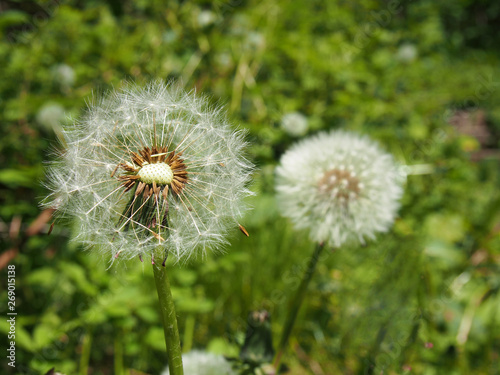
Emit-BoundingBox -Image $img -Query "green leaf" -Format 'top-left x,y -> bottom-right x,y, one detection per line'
135,306 -> 158,323
33,324 -> 56,349
145,327 -> 165,351
0,10 -> 29,30
424,213 -> 466,243
26,267 -> 57,288
59,261 -> 98,296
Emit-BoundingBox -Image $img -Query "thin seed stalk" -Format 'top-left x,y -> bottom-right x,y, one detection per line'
79,329 -> 92,375
152,250 -> 184,375
273,242 -> 326,372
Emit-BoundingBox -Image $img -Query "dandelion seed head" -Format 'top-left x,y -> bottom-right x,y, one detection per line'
396,43 -> 418,63
161,350 -> 235,375
197,10 -> 216,28
42,81 -> 253,262
52,63 -> 75,87
275,130 -> 404,247
280,112 -> 308,137
36,103 -> 65,130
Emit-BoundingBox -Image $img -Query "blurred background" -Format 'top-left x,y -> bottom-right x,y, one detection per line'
0,1 -> 499,374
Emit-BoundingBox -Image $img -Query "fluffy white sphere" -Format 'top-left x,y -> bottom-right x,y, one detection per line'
162,351 -> 235,375
275,130 -> 404,247
280,112 -> 308,137
43,81 -> 253,262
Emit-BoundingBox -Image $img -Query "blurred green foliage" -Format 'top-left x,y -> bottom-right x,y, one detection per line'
0,0 -> 499,374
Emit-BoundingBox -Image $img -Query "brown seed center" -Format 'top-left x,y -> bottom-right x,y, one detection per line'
318,168 -> 360,200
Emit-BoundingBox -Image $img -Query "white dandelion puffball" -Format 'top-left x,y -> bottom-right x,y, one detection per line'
281,112 -> 308,137
43,81 -> 253,262
161,350 -> 235,375
275,130 -> 404,247
36,103 -> 65,130
396,43 -> 418,63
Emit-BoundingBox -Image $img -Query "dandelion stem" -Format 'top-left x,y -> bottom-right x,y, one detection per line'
273,242 -> 326,372
79,329 -> 92,375
153,253 -> 184,375
114,333 -> 124,375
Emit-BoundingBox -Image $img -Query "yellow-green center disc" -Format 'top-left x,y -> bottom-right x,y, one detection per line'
137,163 -> 174,185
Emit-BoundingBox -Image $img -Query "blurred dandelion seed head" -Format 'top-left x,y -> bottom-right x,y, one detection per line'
197,10 -> 216,28
276,130 -> 404,247
52,63 -> 76,87
396,43 -> 418,63
43,81 -> 253,262
162,350 -> 235,375
280,112 -> 308,137
36,103 -> 65,130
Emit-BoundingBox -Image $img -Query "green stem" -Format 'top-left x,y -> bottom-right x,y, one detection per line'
183,314 -> 195,353
79,329 -> 92,375
114,332 -> 124,375
273,242 -> 326,372
153,256 -> 184,375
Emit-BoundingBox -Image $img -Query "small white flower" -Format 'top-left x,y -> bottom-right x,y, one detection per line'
43,81 -> 253,262
275,130 -> 403,247
161,350 -> 235,375
281,112 -> 308,137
